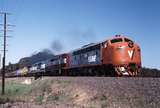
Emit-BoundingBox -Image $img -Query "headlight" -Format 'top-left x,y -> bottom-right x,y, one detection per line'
116,46 -> 126,50
120,67 -> 125,71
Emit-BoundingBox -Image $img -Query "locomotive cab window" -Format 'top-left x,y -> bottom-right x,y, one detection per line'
110,38 -> 123,43
124,38 -> 133,43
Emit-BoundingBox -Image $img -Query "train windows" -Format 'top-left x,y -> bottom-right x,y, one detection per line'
124,38 -> 133,43
110,38 -> 123,43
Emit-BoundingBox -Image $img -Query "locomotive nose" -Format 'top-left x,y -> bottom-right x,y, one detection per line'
113,39 -> 137,65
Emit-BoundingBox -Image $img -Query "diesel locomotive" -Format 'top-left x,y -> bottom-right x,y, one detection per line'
63,35 -> 141,76
6,35 -> 141,77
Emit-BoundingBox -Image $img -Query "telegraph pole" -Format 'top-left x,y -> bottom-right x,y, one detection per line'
2,13 -> 6,95
0,12 -> 13,95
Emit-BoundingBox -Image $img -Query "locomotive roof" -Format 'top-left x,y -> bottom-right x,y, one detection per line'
108,35 -> 134,42
69,41 -> 102,54
69,35 -> 135,54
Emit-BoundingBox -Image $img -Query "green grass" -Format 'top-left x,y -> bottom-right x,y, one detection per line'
5,83 -> 31,96
47,94 -> 59,102
0,81 -> 32,103
0,78 -> 72,104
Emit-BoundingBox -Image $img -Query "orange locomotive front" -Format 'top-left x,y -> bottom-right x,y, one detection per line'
102,35 -> 141,76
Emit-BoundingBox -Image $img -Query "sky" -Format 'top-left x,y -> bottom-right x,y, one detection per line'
0,0 -> 160,69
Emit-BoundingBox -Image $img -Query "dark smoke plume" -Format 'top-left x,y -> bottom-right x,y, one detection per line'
51,40 -> 63,53
68,28 -> 97,46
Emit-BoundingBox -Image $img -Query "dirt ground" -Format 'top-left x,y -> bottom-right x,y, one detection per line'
0,77 -> 160,108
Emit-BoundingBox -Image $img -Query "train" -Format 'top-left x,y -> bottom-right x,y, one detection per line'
6,35 -> 141,77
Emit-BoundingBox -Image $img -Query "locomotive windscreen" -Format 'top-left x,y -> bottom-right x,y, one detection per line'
124,38 -> 133,43
111,38 -> 123,43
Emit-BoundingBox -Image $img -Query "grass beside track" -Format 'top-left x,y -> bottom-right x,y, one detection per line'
0,77 -> 160,108
0,77 -> 71,105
